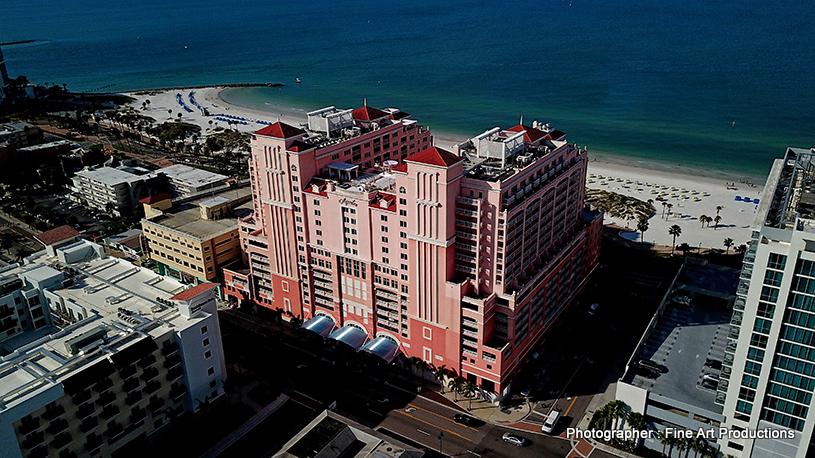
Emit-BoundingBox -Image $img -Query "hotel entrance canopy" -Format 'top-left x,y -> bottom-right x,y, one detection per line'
360,337 -> 400,363
301,315 -> 335,339
327,325 -> 368,350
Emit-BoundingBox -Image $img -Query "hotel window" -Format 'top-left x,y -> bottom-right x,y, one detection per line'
400,210 -> 407,216
382,236 -> 388,243
205,350 -> 212,359
382,247 -> 389,253
401,253 -> 408,260
401,242 -> 407,249
399,198 -> 407,205
400,221 -> 407,227
201,326 -> 208,334
399,186 -> 406,194
383,257 -> 390,264
315,210 -> 321,216
400,231 -> 407,238
381,226 -> 388,232
314,199 -> 320,206
401,263 -> 408,270
317,230 -> 323,236
207,367 -> 214,376
381,215 -> 388,221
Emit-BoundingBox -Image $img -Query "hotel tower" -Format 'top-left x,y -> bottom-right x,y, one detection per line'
223,105 -> 602,399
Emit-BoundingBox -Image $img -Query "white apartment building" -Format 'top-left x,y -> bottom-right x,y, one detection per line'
159,164 -> 228,199
70,166 -> 163,215
0,238 -> 227,458
721,147 -> 815,458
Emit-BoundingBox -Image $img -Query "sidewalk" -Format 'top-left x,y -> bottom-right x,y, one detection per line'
424,383 -> 544,433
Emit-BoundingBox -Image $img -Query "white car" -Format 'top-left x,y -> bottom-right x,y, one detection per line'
502,432 -> 528,447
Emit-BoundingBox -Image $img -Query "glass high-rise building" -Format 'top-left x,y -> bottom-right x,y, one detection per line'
721,147 -> 815,458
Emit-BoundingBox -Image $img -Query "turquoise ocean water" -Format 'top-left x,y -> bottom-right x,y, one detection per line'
3,0 -> 815,181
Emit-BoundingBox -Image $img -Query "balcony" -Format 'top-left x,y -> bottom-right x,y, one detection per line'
45,418 -> 69,436
123,377 -> 141,393
17,418 -> 41,435
170,384 -> 187,401
376,289 -> 398,301
53,432 -> 73,450
77,403 -> 96,420
97,391 -> 117,408
125,390 -> 143,406
139,354 -> 157,369
85,436 -> 104,454
93,378 -> 114,394
167,367 -> 184,382
456,231 -> 478,240
72,389 -> 93,406
455,264 -> 476,274
42,405 -> 65,421
314,280 -> 333,289
79,416 -> 99,434
148,398 -> 166,414
164,353 -> 181,369
456,196 -> 481,205
140,367 -> 160,382
455,219 -> 478,229
22,431 -> 45,450
119,364 -> 138,379
455,253 -> 476,263
145,380 -> 162,394
100,405 -> 120,421
455,208 -> 479,218
161,341 -> 179,356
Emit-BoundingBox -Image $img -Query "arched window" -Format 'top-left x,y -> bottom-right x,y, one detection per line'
399,186 -> 406,194
291,165 -> 297,171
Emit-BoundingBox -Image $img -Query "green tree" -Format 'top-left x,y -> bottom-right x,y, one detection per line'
1,238 -> 13,253
434,365 -> 449,393
608,400 -> 627,430
666,203 -> 673,219
657,431 -> 670,456
723,237 -> 734,254
463,380 -> 478,411
691,438 -> 708,458
669,224 -> 682,255
699,214 -> 708,228
637,217 -> 649,249
714,215 -> 722,229
448,377 -> 464,402
736,244 -> 747,254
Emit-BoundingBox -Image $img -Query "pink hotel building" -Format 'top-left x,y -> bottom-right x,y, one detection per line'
223,105 -> 602,399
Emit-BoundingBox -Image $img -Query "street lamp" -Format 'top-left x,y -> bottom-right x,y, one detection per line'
438,431 -> 444,456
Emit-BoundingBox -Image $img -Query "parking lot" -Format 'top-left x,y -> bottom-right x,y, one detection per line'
32,192 -> 114,235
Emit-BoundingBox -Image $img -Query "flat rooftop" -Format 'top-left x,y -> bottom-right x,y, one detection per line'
75,166 -> 156,186
624,303 -> 729,413
0,242 -> 210,411
160,164 -> 228,187
146,186 -> 253,240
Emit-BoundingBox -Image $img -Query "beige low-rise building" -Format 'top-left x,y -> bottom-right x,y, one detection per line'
140,186 -> 252,289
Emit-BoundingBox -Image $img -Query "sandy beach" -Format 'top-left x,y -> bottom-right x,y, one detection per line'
126,87 -> 761,250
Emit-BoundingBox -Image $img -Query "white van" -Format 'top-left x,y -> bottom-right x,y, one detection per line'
542,410 -> 560,434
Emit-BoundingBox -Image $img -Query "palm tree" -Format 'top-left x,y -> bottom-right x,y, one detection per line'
669,224 -> 682,255
714,215 -> 722,229
434,365 -> 449,393
724,237 -> 734,253
666,203 -> 673,219
463,380 -> 478,411
736,244 -> 747,254
662,202 -> 668,218
657,431 -> 670,456
691,438 -> 708,458
448,377 -> 464,402
676,438 -> 687,458
626,411 -> 646,431
716,205 -> 723,215
608,400 -> 627,429
637,217 -> 649,249
699,214 -> 708,228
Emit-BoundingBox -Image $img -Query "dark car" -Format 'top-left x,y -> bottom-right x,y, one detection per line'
453,414 -> 480,427
705,359 -> 723,370
636,365 -> 659,379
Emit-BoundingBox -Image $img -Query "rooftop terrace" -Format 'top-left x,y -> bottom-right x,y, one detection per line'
146,185 -> 253,240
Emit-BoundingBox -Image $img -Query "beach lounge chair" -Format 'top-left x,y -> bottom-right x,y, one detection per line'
735,196 -> 742,201
744,197 -> 752,203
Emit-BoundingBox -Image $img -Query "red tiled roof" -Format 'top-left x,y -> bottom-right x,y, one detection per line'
392,163 -> 408,173
353,106 -> 389,121
35,225 -> 79,246
170,282 -> 218,301
254,122 -> 305,139
139,193 -> 172,204
508,125 -> 548,143
405,147 -> 463,167
287,139 -> 313,152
